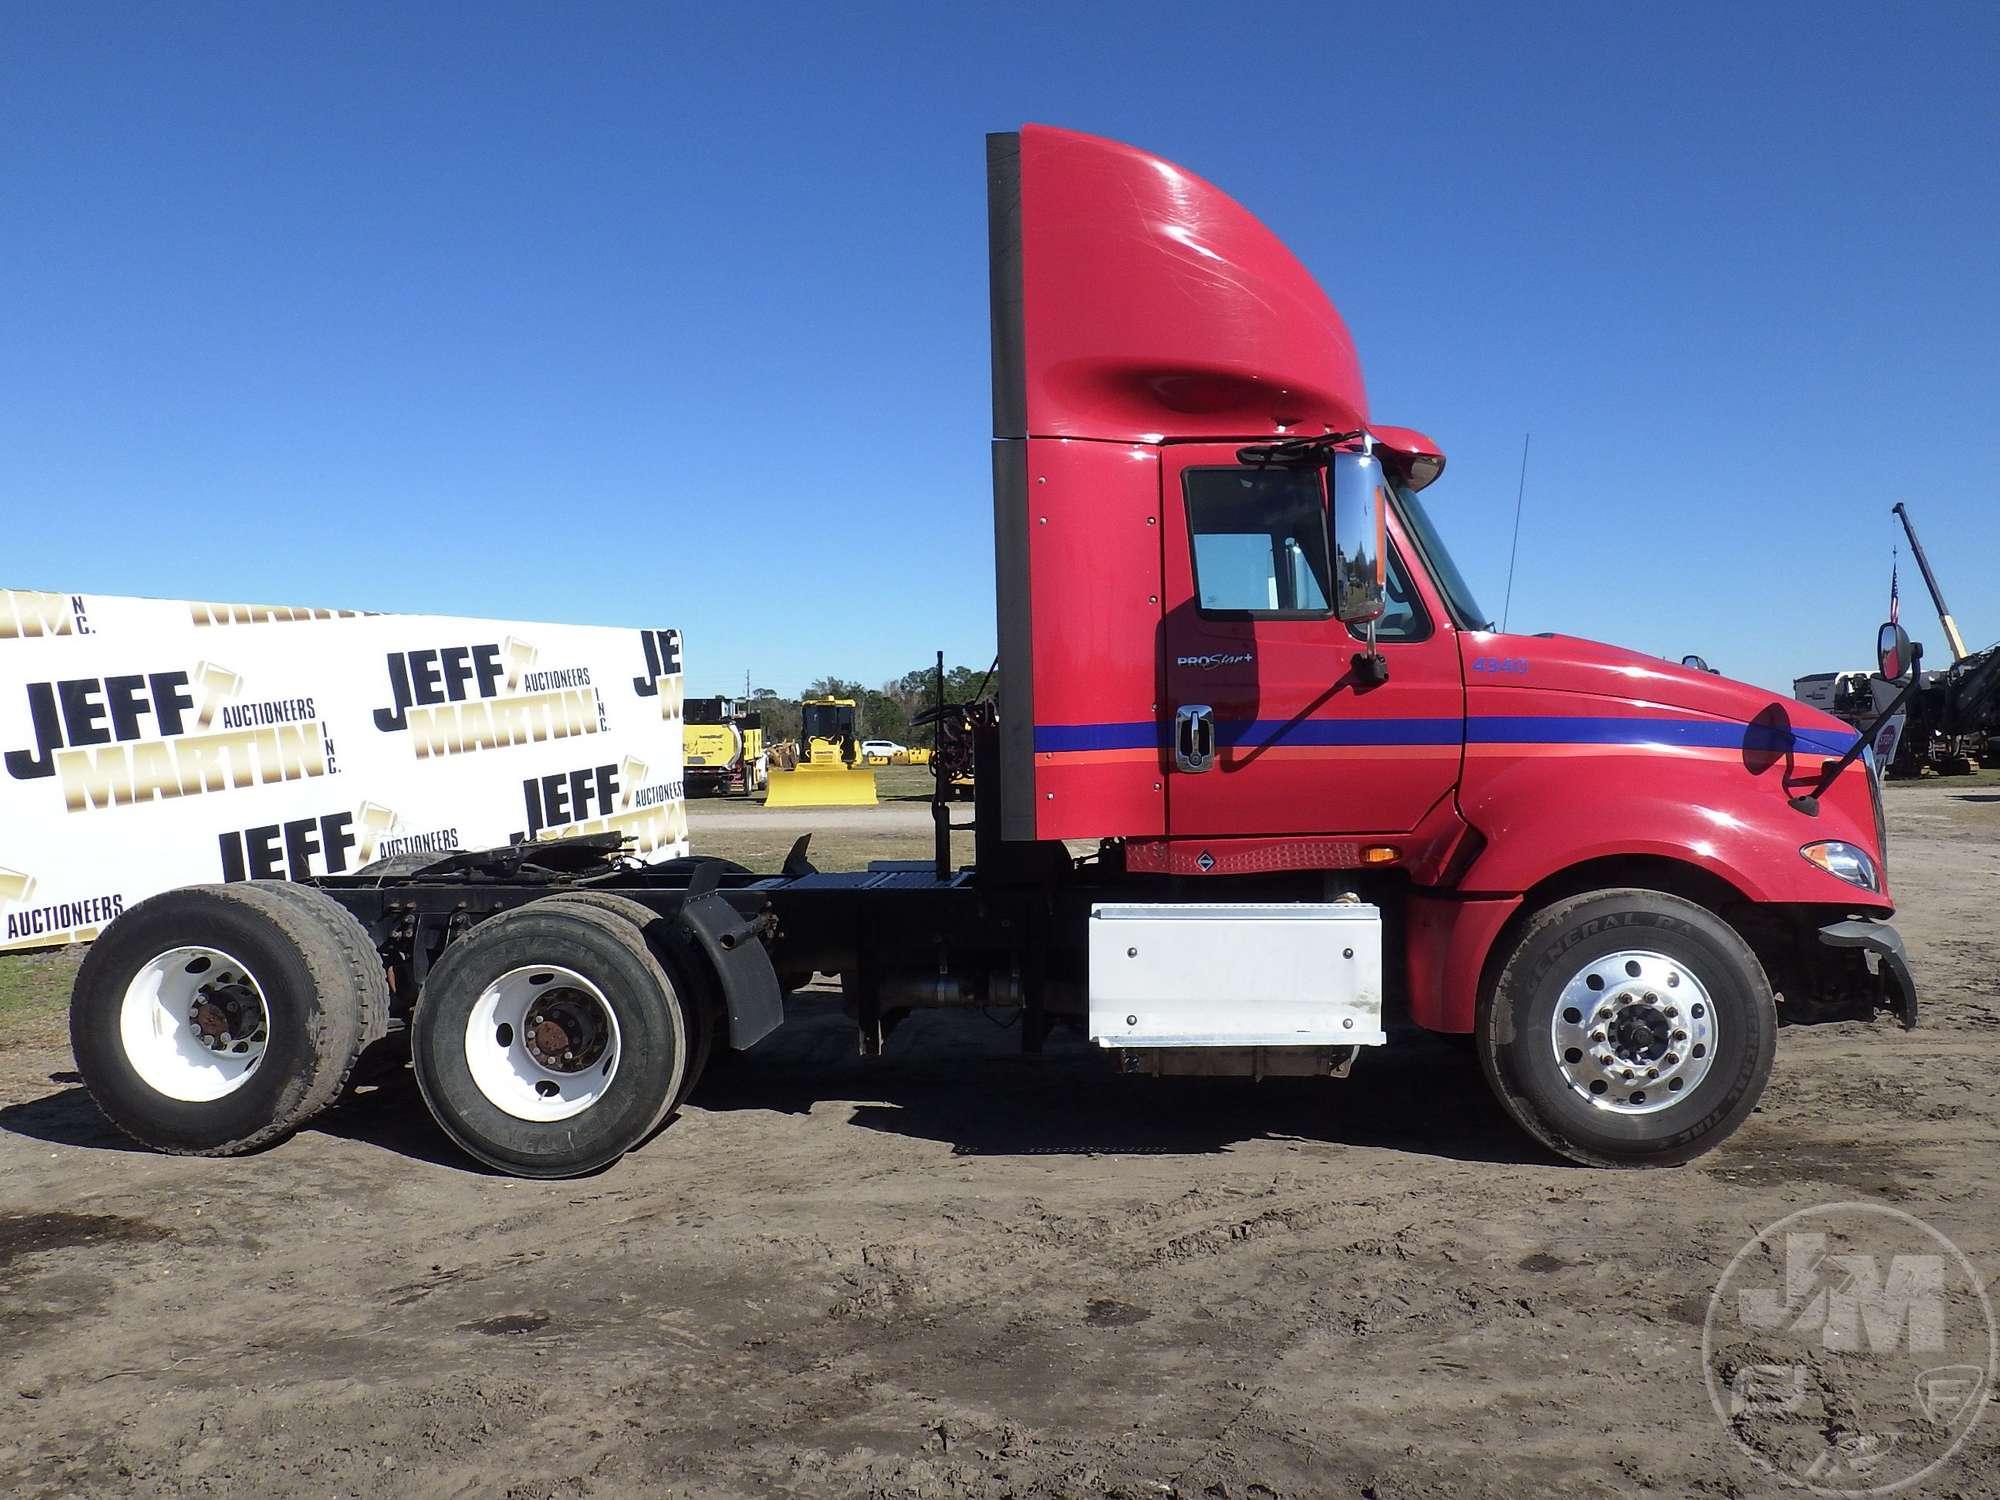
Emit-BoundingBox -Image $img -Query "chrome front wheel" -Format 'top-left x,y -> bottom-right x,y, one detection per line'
1547,948 -> 1720,1114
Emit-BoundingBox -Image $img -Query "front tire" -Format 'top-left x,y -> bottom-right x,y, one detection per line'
410,902 -> 688,1177
1477,888 -> 1776,1167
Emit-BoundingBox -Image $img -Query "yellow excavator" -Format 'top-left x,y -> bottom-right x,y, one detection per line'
763,697 -> 878,807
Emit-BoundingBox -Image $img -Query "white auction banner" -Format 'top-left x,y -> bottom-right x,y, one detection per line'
0,588 -> 686,951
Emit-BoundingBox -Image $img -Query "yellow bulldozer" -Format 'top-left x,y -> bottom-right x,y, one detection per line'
764,697 -> 878,807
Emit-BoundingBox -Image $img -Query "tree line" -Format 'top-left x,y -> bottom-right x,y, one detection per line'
740,661 -> 998,745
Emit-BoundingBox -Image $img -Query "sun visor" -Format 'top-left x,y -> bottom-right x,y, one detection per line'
1369,424 -> 1446,490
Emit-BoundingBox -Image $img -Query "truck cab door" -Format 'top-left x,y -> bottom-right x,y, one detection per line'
1160,445 -> 1464,839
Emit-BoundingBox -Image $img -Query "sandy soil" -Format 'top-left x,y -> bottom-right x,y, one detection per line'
1,784 -> 1996,1498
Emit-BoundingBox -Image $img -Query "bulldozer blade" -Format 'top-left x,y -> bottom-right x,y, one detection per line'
763,766 -> 879,808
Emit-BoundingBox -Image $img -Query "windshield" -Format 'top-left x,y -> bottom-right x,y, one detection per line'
802,704 -> 849,739
1393,480 -> 1490,630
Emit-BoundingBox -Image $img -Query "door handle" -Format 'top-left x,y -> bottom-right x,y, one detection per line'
1175,704 -> 1215,773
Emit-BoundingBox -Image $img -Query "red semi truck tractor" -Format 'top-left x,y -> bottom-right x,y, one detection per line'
67,126 -> 1915,1178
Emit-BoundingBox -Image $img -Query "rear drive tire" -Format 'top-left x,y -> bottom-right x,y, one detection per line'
1477,888 -> 1776,1168
533,891 -> 718,1105
250,881 -> 392,1051
70,882 -> 385,1155
410,902 -> 688,1177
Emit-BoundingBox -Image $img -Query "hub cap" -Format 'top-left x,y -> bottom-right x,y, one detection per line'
464,965 -> 621,1122
1548,948 -> 1718,1115
119,946 -> 271,1102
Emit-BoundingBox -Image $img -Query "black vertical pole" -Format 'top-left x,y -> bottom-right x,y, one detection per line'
932,649 -> 950,881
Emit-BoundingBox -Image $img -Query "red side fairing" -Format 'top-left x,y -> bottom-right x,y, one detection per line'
1022,438 -> 1166,841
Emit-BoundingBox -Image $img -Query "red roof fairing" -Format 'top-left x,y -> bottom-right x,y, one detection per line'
1006,125 -> 1368,443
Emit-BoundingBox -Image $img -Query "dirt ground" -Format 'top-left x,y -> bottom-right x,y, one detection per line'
2,783 -> 1997,1498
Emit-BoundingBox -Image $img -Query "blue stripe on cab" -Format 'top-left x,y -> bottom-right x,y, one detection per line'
1466,715 -> 1856,756
1031,715 -> 1859,757
1031,722 -> 1160,752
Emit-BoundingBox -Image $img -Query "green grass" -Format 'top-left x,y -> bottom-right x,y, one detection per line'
858,764 -> 946,802
0,946 -> 83,1051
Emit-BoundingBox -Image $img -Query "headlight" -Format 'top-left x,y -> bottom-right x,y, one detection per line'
1801,840 -> 1880,892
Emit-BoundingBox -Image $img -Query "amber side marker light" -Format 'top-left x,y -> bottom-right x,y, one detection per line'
1362,845 -> 1398,865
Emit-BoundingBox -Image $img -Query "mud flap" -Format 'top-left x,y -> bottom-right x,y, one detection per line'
1818,918 -> 1919,1030
677,892 -> 784,1050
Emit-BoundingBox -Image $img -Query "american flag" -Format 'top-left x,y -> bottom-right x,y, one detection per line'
1890,560 -> 1899,625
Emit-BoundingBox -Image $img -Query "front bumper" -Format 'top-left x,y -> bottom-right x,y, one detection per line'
1818,917 -> 1919,1030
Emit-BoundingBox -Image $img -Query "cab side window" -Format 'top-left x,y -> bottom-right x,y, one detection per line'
1184,467 -> 1333,617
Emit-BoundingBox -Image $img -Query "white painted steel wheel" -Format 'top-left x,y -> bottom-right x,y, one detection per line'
463,964 -> 622,1122
117,945 -> 270,1103
71,883 -> 385,1157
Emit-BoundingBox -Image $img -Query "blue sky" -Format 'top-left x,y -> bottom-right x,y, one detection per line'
6,3 -> 1996,697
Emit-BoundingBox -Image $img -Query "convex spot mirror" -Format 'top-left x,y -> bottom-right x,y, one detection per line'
1327,451 -> 1387,624
1877,621 -> 1913,682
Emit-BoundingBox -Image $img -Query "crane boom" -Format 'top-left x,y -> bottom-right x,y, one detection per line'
1891,501 -> 1970,663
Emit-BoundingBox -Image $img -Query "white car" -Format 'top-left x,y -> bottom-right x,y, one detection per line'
859,739 -> 907,759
